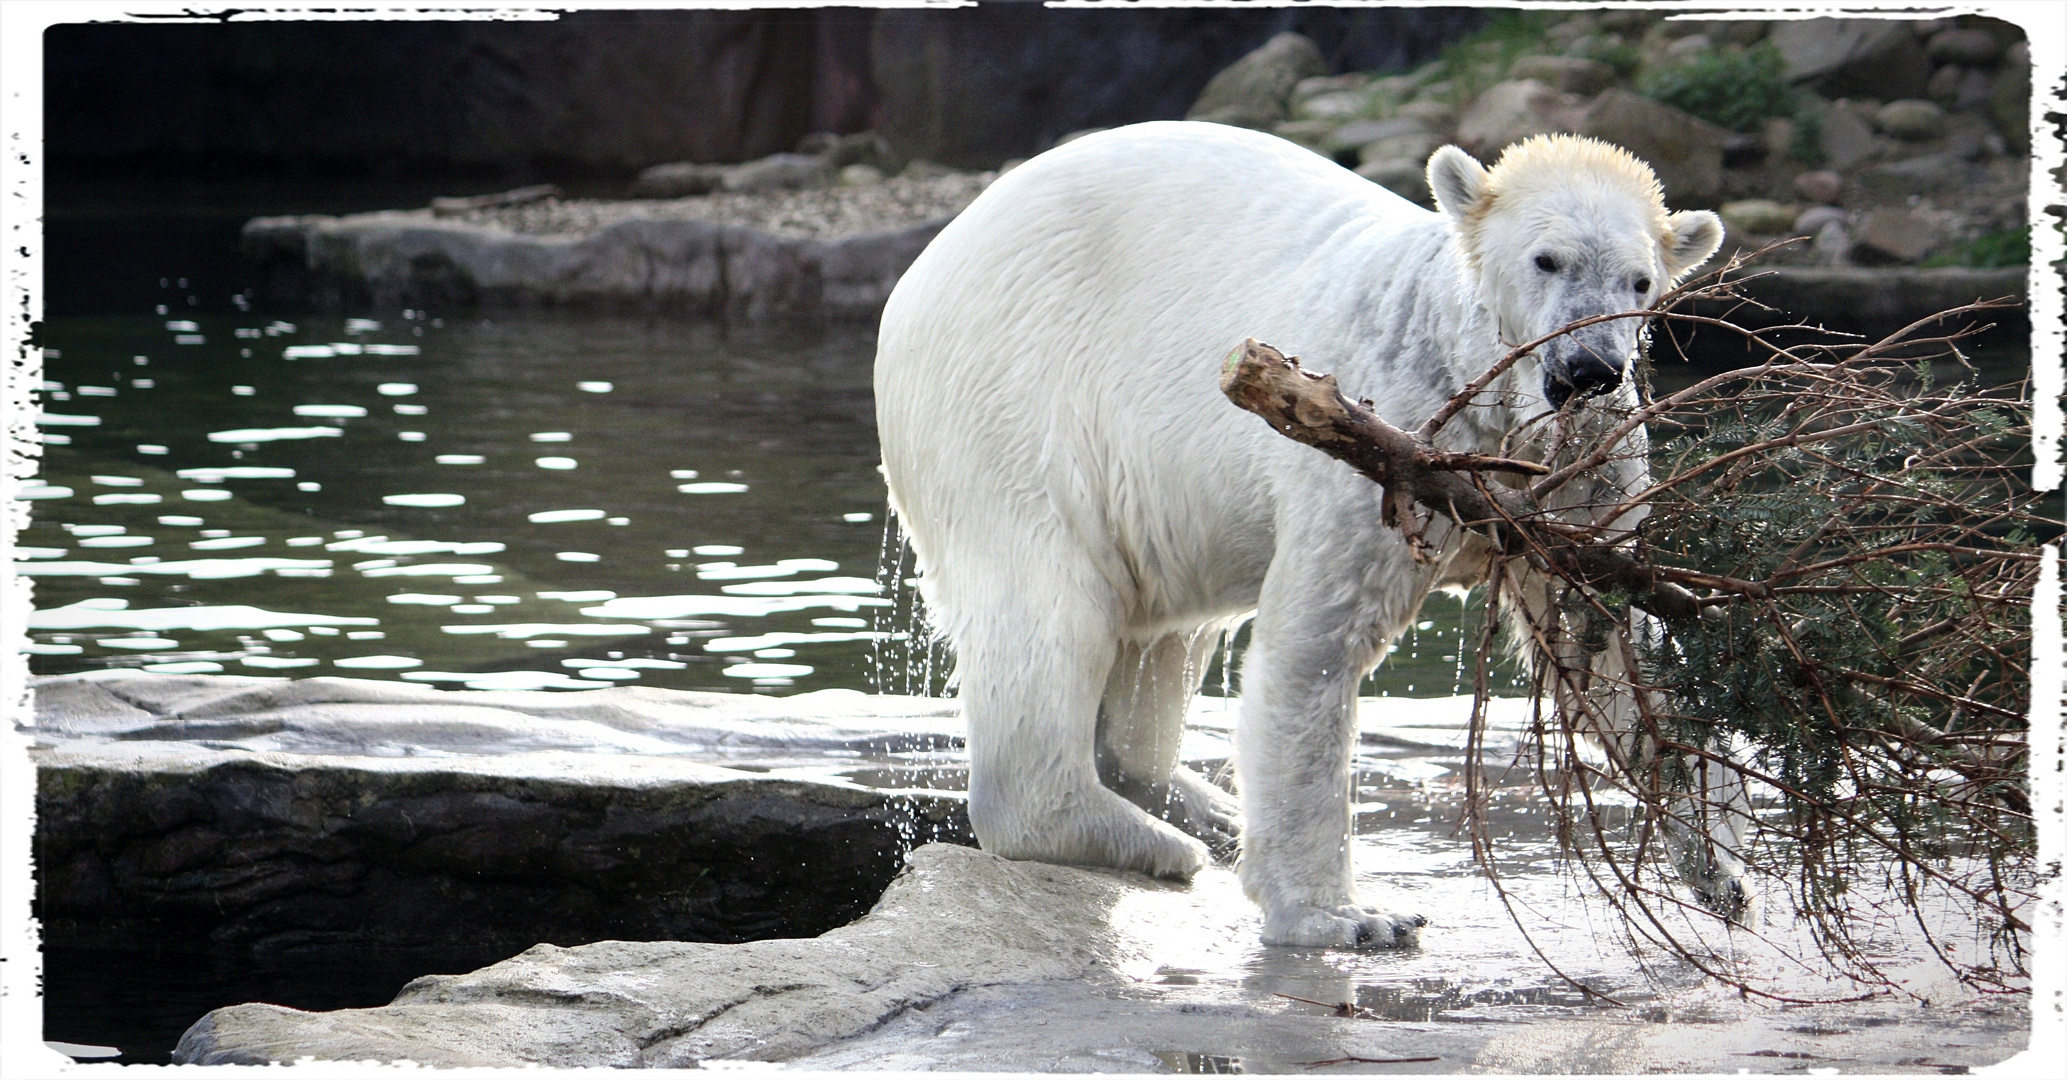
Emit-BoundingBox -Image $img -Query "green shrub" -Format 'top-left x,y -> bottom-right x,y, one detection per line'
1432,10 -> 1554,103
1921,228 -> 2031,269
1637,43 -> 1795,132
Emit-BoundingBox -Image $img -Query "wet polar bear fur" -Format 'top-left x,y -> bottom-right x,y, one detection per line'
875,122 -> 1723,948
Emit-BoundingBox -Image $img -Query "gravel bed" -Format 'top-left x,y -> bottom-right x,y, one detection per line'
435,172 -> 998,240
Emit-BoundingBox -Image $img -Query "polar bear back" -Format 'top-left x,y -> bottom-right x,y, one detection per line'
876,121 -> 1475,636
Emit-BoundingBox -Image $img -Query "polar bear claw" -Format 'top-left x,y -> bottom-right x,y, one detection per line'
1266,905 -> 1427,949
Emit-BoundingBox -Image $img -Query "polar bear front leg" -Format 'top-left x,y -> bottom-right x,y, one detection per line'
1235,538 -> 1428,949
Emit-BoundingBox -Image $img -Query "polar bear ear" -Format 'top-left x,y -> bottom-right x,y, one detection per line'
1426,145 -> 1488,230
1663,209 -> 1724,281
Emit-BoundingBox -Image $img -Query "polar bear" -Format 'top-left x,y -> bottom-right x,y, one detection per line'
874,122 -> 1723,947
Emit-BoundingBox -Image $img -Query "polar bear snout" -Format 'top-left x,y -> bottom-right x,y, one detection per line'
1542,335 -> 1627,410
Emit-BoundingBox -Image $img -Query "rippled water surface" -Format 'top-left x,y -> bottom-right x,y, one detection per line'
24,308 -> 1514,697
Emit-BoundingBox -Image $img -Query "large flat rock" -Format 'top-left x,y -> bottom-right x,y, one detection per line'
33,672 -> 973,952
173,842 -> 2034,1071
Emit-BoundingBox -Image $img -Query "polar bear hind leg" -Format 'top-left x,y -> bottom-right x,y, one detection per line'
949,570 -> 1211,882
1096,623 -> 1243,858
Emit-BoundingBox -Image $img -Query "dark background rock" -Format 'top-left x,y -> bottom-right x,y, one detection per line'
47,5 -> 1485,184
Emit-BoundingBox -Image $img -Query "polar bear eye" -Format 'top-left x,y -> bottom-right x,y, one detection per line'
1534,254 -> 1558,273
1634,277 -> 1653,294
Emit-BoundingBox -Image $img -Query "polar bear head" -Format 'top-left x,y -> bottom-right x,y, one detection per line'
1425,134 -> 1723,410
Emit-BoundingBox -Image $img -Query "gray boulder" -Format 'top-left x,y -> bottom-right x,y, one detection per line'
1455,78 -> 1576,161
1815,104 -> 1883,170
1854,208 -> 1938,263
1187,32 -> 1329,130
1793,169 -> 1843,204
1575,89 -> 1728,206
1770,19 -> 1931,100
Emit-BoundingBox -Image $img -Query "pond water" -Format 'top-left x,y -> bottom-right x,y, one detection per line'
22,305 -> 1512,699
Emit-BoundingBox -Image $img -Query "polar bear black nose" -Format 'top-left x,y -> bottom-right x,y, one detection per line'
1568,355 -> 1623,397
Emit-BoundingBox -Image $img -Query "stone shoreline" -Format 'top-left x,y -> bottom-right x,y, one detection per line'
244,185 -> 2027,334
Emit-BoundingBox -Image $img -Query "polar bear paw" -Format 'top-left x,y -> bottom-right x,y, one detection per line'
975,787 -> 1210,882
1263,904 -> 1427,949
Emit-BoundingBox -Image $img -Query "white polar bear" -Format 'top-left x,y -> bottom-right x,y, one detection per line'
874,121 -> 1723,948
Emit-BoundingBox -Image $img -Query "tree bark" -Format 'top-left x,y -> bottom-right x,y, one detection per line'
1217,338 -> 1707,621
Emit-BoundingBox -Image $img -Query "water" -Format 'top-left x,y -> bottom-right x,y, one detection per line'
23,307 -> 1512,699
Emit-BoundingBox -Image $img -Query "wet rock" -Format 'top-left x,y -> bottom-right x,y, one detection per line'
722,153 -> 829,193
1456,79 -> 1575,161
1720,199 -> 1795,236
1874,99 -> 1946,140
1793,169 -> 1843,204
631,162 -> 728,199
1356,158 -> 1431,205
1770,19 -> 1931,100
1854,208 -> 1938,263
1855,153 -> 1983,203
1326,117 -> 1423,152
1815,104 -> 1882,170
173,844 -> 1159,1066
1187,32 -> 1328,130
1507,55 -> 1615,95
1575,89 -> 1727,206
1926,28 -> 2002,66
